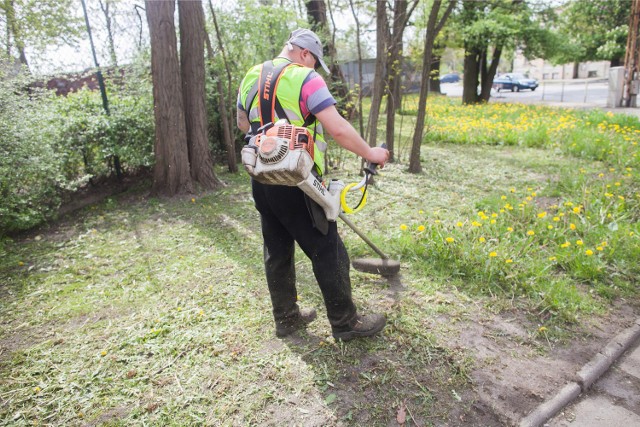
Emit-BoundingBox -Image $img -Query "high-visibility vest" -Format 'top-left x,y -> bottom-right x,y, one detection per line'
239,58 -> 327,176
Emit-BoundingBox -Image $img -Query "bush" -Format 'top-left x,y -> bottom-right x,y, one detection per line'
0,70 -> 65,233
0,65 -> 155,235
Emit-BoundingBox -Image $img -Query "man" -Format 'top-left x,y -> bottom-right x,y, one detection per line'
237,28 -> 389,341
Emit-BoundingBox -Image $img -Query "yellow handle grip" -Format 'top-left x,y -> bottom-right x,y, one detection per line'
340,182 -> 367,214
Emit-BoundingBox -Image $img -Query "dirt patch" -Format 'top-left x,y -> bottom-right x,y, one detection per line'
441,302 -> 639,425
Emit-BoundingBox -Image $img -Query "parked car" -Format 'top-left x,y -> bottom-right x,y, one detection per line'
492,73 -> 538,92
440,72 -> 460,83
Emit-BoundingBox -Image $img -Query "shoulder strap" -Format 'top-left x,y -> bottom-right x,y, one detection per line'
257,60 -> 292,127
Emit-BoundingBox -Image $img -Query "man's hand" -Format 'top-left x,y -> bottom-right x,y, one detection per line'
366,146 -> 389,167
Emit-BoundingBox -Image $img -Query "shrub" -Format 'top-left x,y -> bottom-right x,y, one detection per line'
0,70 -> 65,233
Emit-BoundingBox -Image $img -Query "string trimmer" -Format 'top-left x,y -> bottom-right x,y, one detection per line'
337,152 -> 400,277
241,120 -> 400,278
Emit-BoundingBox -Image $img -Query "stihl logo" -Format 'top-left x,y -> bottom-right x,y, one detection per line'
313,178 -> 325,196
263,71 -> 273,100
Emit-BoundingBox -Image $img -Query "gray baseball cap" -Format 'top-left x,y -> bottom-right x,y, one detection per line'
286,28 -> 330,74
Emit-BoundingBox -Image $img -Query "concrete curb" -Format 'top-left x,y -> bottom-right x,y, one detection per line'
519,318 -> 640,427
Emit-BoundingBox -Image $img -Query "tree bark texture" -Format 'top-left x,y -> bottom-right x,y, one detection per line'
146,0 -> 193,196
178,0 -> 220,189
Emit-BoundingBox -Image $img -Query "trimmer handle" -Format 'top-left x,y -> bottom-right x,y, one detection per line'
364,143 -> 387,176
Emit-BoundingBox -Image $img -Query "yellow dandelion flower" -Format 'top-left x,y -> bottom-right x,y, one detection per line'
505,259 -> 513,264
596,246 -> 603,251
501,195 -> 507,200
619,196 -> 625,201
576,240 -> 583,246
419,210 -> 424,214
569,223 -> 576,230
510,188 -> 516,193
101,350 -> 107,356
479,237 -> 486,243
548,256 -> 557,261
507,227 -> 514,232
489,251 -> 498,258
560,241 -> 571,248
538,326 -> 547,332
472,221 -> 482,227
456,221 -> 464,227
527,230 -> 535,236
553,216 -> 560,222
537,212 -> 547,218
191,198 -> 196,203
434,219 -> 441,224
548,225 -> 554,230
490,219 -> 496,224
565,201 -> 574,207
417,225 -> 426,232
531,192 -> 537,197
445,237 -> 455,243
400,224 -> 408,231
585,249 -> 594,256
573,207 -> 581,214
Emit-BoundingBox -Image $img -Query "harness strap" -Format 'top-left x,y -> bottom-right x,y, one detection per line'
245,60 -> 317,135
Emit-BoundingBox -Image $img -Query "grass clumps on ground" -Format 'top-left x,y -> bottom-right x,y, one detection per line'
1,98 -> 639,425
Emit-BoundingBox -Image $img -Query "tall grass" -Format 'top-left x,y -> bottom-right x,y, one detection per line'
392,97 -> 640,322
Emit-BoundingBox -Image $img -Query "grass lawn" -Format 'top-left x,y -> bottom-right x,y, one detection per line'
1,97 -> 639,426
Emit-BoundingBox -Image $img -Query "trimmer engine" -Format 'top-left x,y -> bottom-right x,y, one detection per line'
241,121 -> 343,221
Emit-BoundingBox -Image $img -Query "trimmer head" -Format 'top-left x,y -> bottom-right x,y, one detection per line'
351,257 -> 401,277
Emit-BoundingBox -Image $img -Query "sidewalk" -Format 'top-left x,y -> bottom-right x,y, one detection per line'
519,319 -> 640,427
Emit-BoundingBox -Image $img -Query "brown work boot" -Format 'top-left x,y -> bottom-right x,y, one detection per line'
275,307 -> 317,337
332,313 -> 386,341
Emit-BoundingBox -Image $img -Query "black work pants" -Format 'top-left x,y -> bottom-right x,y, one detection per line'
251,180 -> 357,331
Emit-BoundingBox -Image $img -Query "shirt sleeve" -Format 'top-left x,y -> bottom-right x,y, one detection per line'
300,71 -> 336,117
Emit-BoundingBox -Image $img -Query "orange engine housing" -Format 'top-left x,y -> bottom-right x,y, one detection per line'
254,123 -> 314,161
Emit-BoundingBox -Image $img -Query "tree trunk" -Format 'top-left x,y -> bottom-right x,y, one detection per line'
430,53 -> 441,94
348,0 -> 364,137
479,45 -> 502,102
408,0 -> 442,173
207,0 -> 237,173
146,0 -> 193,196
408,0 -> 455,173
5,0 -> 29,71
385,0 -> 408,162
305,0 -> 353,117
367,0 -> 388,146
178,0 -> 221,189
462,43 -> 481,104
98,0 -> 118,66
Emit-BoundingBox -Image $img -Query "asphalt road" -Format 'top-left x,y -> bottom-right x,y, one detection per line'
440,81 -> 610,107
